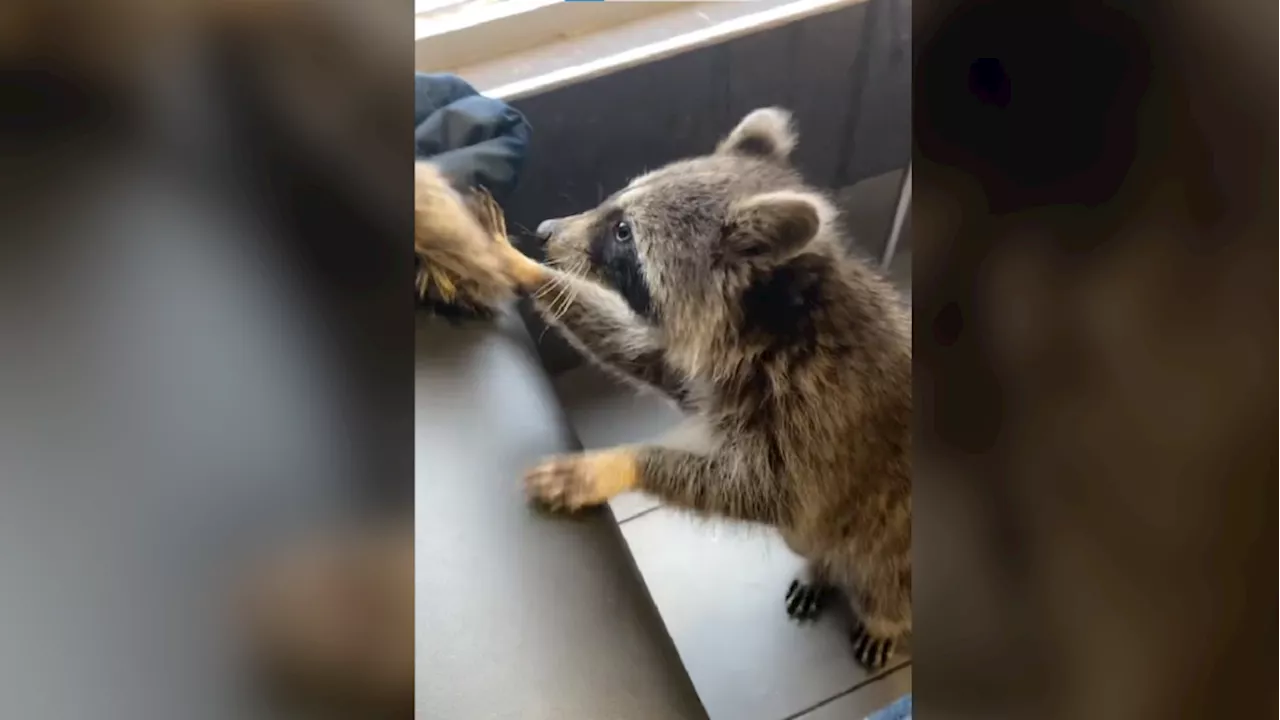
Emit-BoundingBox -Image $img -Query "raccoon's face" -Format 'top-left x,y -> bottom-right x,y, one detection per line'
537,108 -> 836,329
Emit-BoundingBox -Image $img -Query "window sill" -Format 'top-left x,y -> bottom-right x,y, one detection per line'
416,0 -> 681,78
415,0 -> 867,101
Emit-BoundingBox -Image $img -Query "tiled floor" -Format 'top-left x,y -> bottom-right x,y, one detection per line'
620,507 -> 911,720
794,670 -> 913,720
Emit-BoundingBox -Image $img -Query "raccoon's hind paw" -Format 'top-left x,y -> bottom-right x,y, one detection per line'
784,578 -> 829,621
849,622 -> 896,671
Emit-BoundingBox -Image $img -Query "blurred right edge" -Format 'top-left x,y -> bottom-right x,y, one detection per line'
912,0 -> 1276,719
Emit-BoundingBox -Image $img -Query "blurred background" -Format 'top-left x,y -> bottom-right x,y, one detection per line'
0,1 -> 412,717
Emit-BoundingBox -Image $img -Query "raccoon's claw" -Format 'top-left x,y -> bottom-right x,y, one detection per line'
467,187 -> 510,247
849,622 -> 896,671
785,579 -> 828,620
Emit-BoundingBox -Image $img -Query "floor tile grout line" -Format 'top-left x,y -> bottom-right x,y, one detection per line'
616,504 -> 663,526
774,659 -> 912,720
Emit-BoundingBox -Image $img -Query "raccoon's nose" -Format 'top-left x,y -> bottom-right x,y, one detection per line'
535,219 -> 561,244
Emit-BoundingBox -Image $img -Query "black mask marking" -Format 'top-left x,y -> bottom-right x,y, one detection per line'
589,209 -> 655,320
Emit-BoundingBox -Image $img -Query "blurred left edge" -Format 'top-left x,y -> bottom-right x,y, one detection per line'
0,1 -> 416,719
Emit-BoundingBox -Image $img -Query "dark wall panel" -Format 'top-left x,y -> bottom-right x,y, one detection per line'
844,0 -> 912,181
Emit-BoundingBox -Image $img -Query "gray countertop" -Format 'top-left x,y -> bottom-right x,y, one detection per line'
414,310 -> 708,719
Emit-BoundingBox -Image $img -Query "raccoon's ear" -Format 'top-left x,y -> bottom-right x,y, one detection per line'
722,191 -> 830,262
715,107 -> 797,163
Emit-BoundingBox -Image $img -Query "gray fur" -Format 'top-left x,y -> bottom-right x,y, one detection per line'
526,109 -> 912,668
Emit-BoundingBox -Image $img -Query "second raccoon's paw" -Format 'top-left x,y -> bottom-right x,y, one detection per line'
466,187 -> 510,247
849,621 -> 897,671
784,578 -> 830,621
523,448 -> 639,512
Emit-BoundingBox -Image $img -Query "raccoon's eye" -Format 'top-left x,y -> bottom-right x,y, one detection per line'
613,220 -> 633,244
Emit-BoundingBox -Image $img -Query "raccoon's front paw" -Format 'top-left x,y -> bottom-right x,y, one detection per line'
523,448 -> 639,512
850,621 -> 896,671
491,235 -> 547,291
785,578 -> 830,621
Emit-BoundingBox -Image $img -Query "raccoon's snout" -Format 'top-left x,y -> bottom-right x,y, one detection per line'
534,218 -> 562,246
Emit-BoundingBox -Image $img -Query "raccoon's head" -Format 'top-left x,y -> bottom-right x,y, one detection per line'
536,108 -> 839,361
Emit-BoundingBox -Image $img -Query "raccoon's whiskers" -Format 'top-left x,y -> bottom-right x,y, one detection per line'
553,262 -> 588,322
533,269 -> 563,300
535,270 -> 570,317
536,258 -> 589,323
550,277 -> 576,321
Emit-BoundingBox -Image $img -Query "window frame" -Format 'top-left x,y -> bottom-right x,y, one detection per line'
415,0 -> 680,76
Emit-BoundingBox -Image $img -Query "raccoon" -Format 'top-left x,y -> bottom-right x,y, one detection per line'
497,108 -> 912,669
